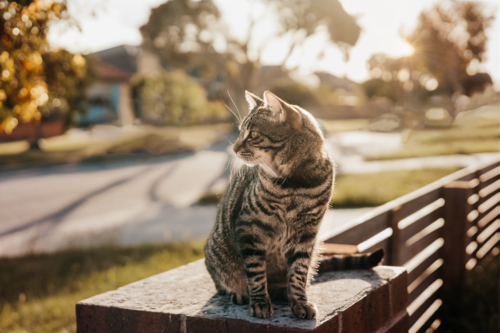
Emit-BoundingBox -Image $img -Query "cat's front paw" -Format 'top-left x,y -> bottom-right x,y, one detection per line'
249,298 -> 273,318
230,292 -> 249,305
291,301 -> 317,319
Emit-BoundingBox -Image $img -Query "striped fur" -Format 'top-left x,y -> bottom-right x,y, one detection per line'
317,249 -> 385,273
205,91 -> 383,320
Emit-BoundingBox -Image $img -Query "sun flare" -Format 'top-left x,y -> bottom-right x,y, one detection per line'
400,41 -> 415,56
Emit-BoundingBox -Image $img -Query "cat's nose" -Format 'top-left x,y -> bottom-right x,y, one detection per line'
233,141 -> 242,154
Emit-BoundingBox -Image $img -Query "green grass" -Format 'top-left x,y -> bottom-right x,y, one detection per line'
197,167 -> 459,208
369,140 -> 498,161
330,167 -> 459,207
367,105 -> 499,161
0,241 -> 205,333
0,123 -> 233,168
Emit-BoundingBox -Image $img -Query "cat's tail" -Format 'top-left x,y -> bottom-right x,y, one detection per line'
317,248 -> 384,273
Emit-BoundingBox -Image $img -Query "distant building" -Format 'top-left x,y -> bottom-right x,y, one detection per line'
315,71 -> 359,92
80,45 -> 161,126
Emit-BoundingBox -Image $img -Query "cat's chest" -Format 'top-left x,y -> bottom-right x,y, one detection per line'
274,193 -> 319,221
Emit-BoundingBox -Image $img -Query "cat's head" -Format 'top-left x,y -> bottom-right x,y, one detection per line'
233,90 -> 325,178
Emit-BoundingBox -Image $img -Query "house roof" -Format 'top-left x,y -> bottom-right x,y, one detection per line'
315,71 -> 359,92
97,61 -> 132,81
93,45 -> 141,74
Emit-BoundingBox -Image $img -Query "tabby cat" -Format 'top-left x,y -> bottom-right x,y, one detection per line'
204,91 -> 383,320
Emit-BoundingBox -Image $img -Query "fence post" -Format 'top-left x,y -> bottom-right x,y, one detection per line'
442,181 -> 472,296
389,206 -> 402,266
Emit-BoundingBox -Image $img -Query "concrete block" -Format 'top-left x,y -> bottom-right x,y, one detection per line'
77,260 -> 407,333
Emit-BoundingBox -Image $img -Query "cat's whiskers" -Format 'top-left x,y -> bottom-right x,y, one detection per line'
228,91 -> 243,122
259,157 -> 281,179
223,102 -> 242,125
229,154 -> 239,179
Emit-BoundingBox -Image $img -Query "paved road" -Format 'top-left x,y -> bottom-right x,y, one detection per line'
0,139 -> 233,256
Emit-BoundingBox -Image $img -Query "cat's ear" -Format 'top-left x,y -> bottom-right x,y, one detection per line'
245,91 -> 264,110
263,91 -> 302,129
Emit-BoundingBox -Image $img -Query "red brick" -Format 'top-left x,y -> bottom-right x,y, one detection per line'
389,270 -> 408,318
341,283 -> 390,333
311,314 -> 339,333
76,304 -> 181,333
385,313 -> 409,333
187,316 -> 316,333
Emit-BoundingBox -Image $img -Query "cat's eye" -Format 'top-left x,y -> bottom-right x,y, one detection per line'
249,131 -> 257,138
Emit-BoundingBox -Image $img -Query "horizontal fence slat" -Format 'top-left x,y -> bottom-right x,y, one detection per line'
467,224 -> 479,241
410,295 -> 442,329
479,159 -> 500,175
478,192 -> 500,214
321,243 -> 358,255
406,239 -> 444,284
323,212 -> 389,245
401,227 -> 444,265
408,279 -> 443,327
465,256 -> 478,271
477,188 -> 500,207
400,189 -> 441,221
476,219 -> 500,245
408,263 -> 443,304
478,176 -> 500,195
400,208 -> 443,242
466,240 -> 479,258
476,232 -> 500,260
414,308 -> 442,333
476,205 -> 500,228
457,173 -> 476,181
479,164 -> 500,182
363,238 -> 391,265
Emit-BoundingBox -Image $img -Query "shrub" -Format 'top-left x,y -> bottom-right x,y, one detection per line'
131,70 -> 227,126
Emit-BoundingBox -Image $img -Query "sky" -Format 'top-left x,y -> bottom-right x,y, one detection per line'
48,0 -> 500,85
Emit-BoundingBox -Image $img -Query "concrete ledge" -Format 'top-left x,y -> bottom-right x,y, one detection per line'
77,260 -> 407,333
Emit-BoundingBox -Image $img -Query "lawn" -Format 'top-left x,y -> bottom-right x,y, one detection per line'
0,241 -> 205,333
0,123 -> 233,169
330,167 -> 460,207
198,167 -> 460,208
366,105 -> 499,161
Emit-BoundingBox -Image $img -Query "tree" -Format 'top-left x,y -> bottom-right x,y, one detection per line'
0,0 -> 93,134
140,0 -> 360,111
268,79 -> 317,107
364,1 -> 495,105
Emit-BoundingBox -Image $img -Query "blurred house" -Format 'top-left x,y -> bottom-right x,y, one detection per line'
80,45 -> 162,126
315,71 -> 359,92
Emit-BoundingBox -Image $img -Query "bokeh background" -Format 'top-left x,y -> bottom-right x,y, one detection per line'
0,1 -> 498,332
